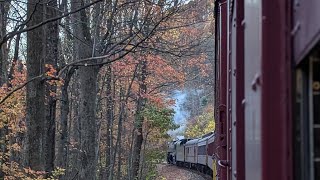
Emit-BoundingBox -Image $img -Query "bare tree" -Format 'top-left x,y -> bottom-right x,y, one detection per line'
26,0 -> 46,170
0,1 -> 10,85
43,0 -> 59,174
70,0 -> 100,178
132,59 -> 147,179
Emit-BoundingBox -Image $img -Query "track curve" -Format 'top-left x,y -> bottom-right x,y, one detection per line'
156,163 -> 212,180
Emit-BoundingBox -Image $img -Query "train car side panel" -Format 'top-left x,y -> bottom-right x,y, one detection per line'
235,0 -> 245,179
227,0 -> 235,178
176,141 -> 185,164
244,0 -> 262,179
185,139 -> 199,167
198,137 -> 208,167
261,0 -> 293,179
216,1 -> 228,179
207,134 -> 215,170
229,0 -> 237,179
293,0 -> 320,64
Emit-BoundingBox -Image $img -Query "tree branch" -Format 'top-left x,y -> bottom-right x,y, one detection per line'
0,0 -> 104,46
0,75 -> 42,105
0,75 -> 59,105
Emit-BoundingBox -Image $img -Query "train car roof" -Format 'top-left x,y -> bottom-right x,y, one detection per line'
198,134 -> 212,143
185,138 -> 199,145
175,138 -> 191,145
201,132 -> 214,139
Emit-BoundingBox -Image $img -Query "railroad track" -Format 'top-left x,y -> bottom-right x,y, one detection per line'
177,165 -> 212,180
157,163 -> 212,180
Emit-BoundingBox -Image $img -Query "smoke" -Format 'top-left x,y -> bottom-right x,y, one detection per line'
168,90 -> 190,139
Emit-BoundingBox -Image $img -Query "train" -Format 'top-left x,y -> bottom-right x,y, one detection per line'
167,132 -> 216,176
213,0 -> 319,179
169,0 -> 320,179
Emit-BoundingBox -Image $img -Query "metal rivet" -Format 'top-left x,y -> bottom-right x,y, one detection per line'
291,22 -> 301,36
241,20 -> 246,28
241,99 -> 246,105
251,74 -> 261,91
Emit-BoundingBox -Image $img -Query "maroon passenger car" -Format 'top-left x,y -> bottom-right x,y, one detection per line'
213,0 -> 320,180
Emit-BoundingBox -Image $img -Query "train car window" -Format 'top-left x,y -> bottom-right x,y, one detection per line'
294,49 -> 320,180
311,57 -> 320,179
294,67 -> 310,180
198,145 -> 206,155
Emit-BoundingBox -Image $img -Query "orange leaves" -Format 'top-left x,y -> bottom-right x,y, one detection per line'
1,161 -> 26,179
23,167 -> 46,177
44,64 -> 64,98
146,54 -> 185,89
45,64 -> 57,77
0,65 -> 26,131
2,163 -> 64,179
184,54 -> 211,78
0,65 -> 27,179
112,53 -> 184,108
45,64 -> 64,88
112,55 -> 138,78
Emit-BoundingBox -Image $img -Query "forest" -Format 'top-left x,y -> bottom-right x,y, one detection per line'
0,0 -> 214,179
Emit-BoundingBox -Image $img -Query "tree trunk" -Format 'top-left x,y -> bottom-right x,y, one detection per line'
78,65 -> 99,179
0,2 -> 9,85
56,68 -> 74,177
0,120 -> 8,178
108,87 -> 125,180
71,0 -> 99,178
140,131 -> 151,180
43,0 -> 59,174
68,74 -> 81,179
7,33 -> 21,87
0,3 -> 11,176
132,60 -> 147,179
104,65 -> 113,179
116,137 -> 123,180
26,0 -> 45,171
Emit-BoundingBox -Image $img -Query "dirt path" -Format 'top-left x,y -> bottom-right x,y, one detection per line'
156,163 -> 211,180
